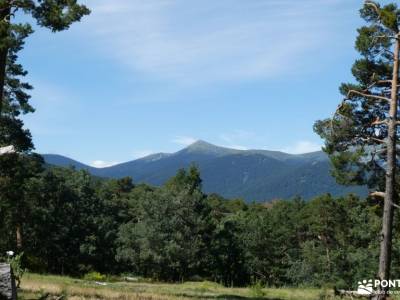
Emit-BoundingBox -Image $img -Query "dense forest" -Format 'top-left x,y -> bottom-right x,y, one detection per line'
1,158 -> 399,290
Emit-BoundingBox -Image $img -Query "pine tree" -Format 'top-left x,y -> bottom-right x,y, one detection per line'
0,0 -> 89,252
314,2 -> 400,298
0,0 -> 90,116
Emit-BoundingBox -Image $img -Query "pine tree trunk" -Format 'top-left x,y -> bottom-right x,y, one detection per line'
15,223 -> 22,249
377,34 -> 400,300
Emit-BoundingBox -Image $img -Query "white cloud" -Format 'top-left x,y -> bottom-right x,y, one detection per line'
90,160 -> 120,168
282,141 -> 322,154
172,136 -> 197,146
79,0 -> 353,84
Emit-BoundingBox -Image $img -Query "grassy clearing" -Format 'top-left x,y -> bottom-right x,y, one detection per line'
17,273 -> 397,300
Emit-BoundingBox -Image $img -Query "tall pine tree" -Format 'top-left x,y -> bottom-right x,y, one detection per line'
0,0 -> 89,252
315,2 -> 400,298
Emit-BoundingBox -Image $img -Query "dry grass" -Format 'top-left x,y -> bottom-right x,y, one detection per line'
19,273 -> 400,300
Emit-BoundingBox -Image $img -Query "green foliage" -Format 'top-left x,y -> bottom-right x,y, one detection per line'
116,168 -> 212,282
314,1 -> 400,190
7,252 -> 25,288
0,0 -> 90,266
83,271 -> 106,282
0,162 -> 398,289
0,0 -> 89,145
249,280 -> 265,298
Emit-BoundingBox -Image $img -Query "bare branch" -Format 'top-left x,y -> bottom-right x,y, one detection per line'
329,100 -> 348,137
365,0 -> 380,15
372,118 -> 388,126
374,195 -> 400,209
373,35 -> 396,41
381,48 -> 394,57
360,137 -> 386,144
377,80 -> 393,85
367,80 -> 396,89
370,191 -> 386,198
347,90 -> 390,102
372,35 -> 397,49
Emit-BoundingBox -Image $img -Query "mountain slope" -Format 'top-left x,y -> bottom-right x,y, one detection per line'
43,141 -> 367,201
43,154 -> 95,171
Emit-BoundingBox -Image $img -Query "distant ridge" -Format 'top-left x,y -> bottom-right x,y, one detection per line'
43,140 -> 367,201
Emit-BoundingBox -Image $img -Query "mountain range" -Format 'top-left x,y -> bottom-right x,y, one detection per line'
42,140 -> 367,202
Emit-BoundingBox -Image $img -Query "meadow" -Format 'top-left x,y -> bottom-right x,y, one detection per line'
17,273 -> 380,300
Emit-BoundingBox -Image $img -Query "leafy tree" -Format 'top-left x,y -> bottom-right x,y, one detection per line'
165,165 -> 202,194
314,2 -> 400,295
210,213 -> 247,286
23,167 -> 118,274
117,167 -> 213,281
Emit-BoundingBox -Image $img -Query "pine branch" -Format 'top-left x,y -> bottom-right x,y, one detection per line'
370,191 -> 386,198
359,136 -> 386,144
372,119 -> 388,126
347,90 -> 390,102
365,0 -> 380,15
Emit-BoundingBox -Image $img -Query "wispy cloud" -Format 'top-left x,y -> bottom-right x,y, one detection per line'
90,160 -> 120,168
81,0 -> 353,84
172,136 -> 197,146
282,141 -> 322,154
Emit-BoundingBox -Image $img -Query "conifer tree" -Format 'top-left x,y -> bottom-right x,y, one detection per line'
315,2 -> 400,298
0,0 -> 90,116
0,0 -> 89,251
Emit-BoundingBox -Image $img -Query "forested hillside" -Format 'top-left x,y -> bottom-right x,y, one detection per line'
1,162 -> 398,290
43,141 -> 366,201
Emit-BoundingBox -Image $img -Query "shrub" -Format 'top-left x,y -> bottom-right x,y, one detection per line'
83,271 -> 106,281
7,252 -> 25,288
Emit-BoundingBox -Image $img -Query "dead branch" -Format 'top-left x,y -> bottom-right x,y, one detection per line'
348,90 -> 390,102
366,81 -> 389,91
374,196 -> 400,209
365,0 -> 380,15
372,118 -> 388,126
370,191 -> 386,198
373,35 -> 396,42
329,100 -> 347,137
360,137 -> 386,144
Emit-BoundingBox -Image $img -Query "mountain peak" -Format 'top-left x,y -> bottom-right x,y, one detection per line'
183,140 -> 237,156
187,140 -> 216,149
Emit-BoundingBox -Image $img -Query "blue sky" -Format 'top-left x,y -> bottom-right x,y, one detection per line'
20,0 -> 368,167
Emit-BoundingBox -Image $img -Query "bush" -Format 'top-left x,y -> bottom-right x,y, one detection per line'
83,271 -> 106,281
7,252 -> 25,288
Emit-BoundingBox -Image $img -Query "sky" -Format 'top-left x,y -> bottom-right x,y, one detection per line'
19,0 -> 370,167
